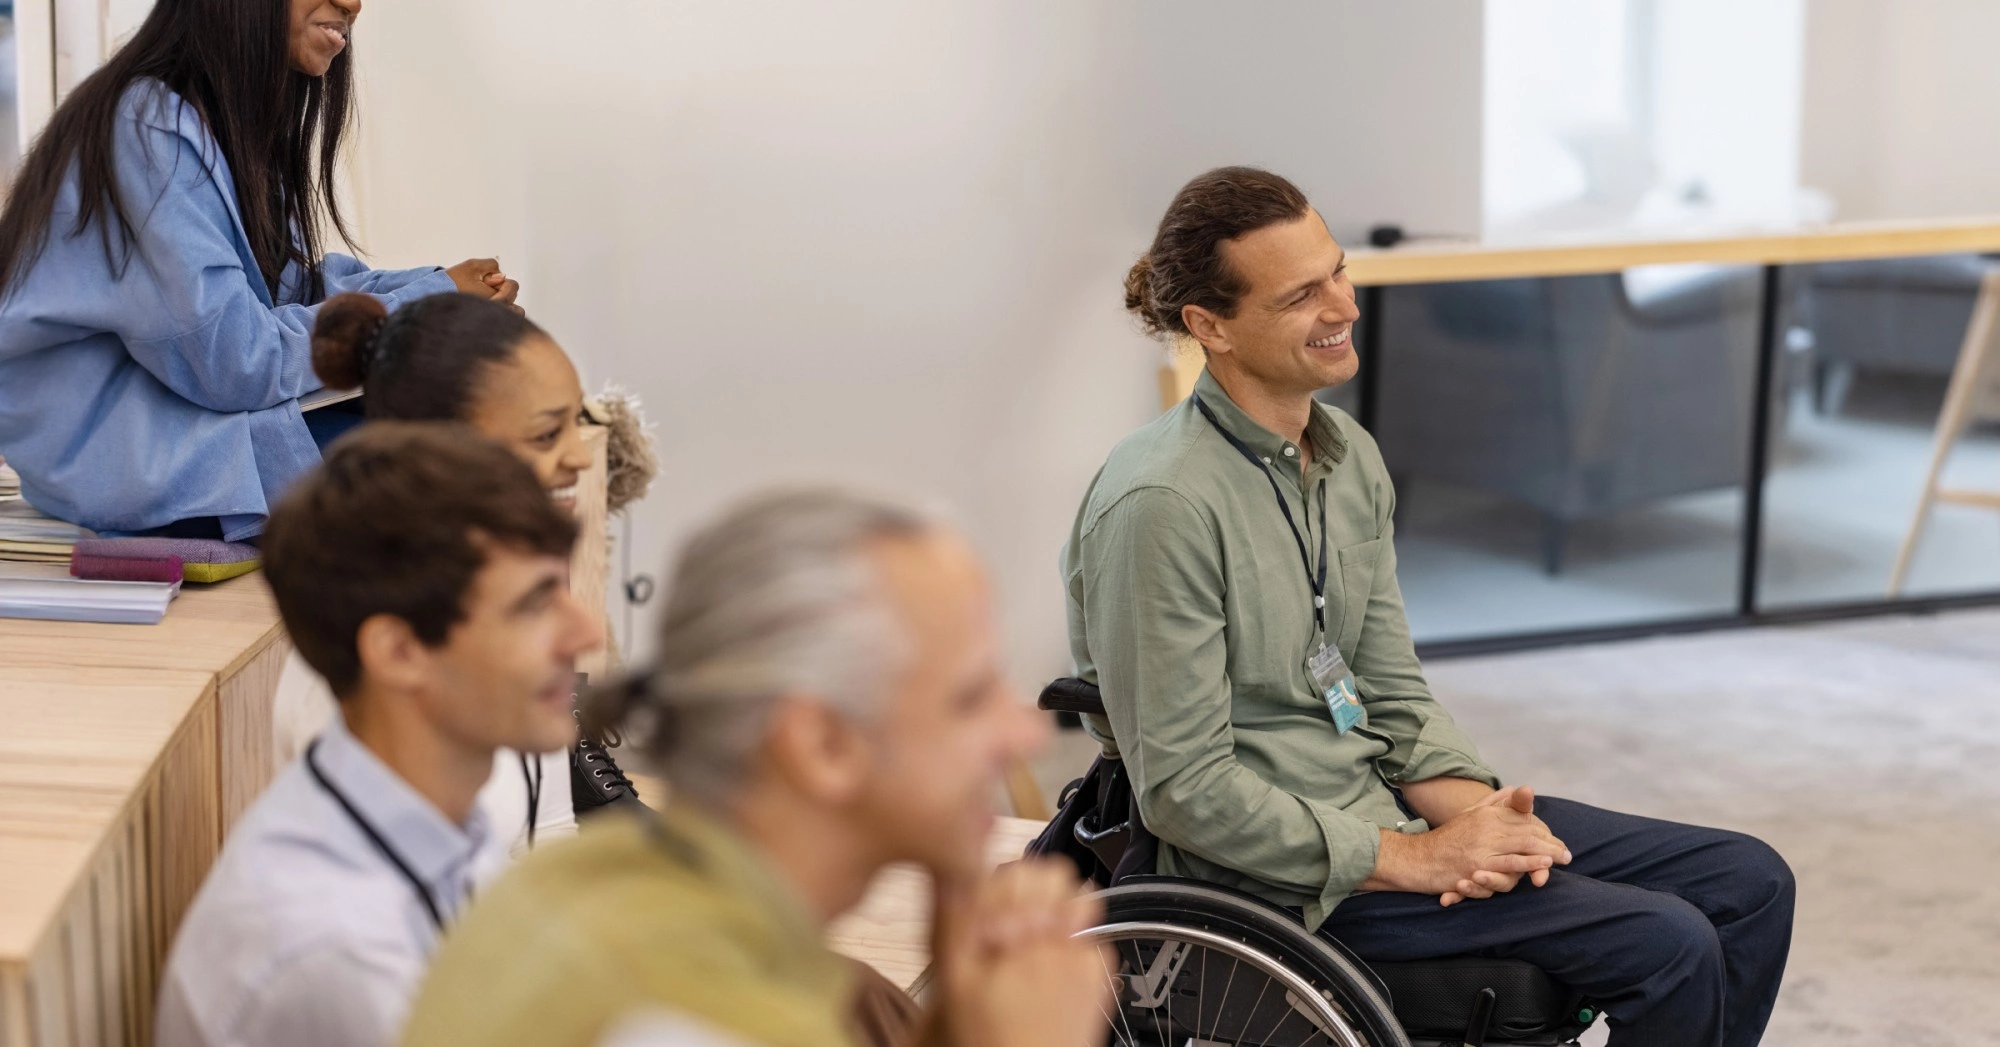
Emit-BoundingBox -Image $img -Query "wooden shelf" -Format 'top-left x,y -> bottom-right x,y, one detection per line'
1343,216 -> 2000,286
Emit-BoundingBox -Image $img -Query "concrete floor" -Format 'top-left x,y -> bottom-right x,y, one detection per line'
1029,606 -> 2000,1045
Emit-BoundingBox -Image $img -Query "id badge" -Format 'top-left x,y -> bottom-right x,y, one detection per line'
1307,643 -> 1363,734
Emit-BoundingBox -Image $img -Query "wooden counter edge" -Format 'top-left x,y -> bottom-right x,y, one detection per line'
1344,217 -> 2000,287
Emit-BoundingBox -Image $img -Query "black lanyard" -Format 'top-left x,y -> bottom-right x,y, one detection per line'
1192,393 -> 1329,635
305,739 -> 446,930
519,753 -> 542,850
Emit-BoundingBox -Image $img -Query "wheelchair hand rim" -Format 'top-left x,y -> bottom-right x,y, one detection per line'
1077,919 -> 1371,1047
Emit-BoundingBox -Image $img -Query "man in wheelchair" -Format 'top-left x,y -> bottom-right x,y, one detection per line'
1055,167 -> 1794,1047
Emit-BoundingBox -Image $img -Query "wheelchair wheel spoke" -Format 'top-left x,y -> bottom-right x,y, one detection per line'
1080,916 -> 1372,1047
1234,965 -> 1274,1044
1207,955 -> 1241,1045
1290,994 -> 1339,1047
1101,939 -> 1143,1047
1145,949 -> 1170,1047
1197,939 -> 1209,1040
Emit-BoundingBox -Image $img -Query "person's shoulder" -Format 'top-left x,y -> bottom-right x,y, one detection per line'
114,78 -> 178,124
410,821 -> 771,1047
448,816 -> 735,956
112,79 -> 214,149
163,767 -> 427,1041
1079,402 -> 1212,527
175,763 -> 415,951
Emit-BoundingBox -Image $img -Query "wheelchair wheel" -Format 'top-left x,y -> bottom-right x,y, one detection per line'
1081,879 -> 1411,1047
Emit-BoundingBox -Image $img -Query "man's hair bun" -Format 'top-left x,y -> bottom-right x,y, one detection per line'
311,293 -> 391,391
1124,254 -> 1171,336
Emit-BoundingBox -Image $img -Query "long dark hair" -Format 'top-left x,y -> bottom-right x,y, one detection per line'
0,0 -> 356,302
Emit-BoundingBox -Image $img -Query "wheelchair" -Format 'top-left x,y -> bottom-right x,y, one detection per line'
1032,678 -> 1600,1047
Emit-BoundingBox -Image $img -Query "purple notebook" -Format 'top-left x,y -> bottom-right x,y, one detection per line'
71,537 -> 259,584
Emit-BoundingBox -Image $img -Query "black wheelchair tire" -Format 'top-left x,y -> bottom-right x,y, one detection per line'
1091,878 -> 1413,1047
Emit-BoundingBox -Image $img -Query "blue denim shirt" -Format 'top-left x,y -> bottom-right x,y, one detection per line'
0,80 -> 456,539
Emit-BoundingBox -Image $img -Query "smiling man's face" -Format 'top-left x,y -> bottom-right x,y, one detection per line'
392,540 -> 600,759
1196,208 -> 1362,398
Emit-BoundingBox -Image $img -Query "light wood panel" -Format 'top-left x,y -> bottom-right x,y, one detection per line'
0,567 -> 288,838
1,566 -> 284,1047
0,667 -> 221,1047
1342,216 -> 2000,287
217,637 -> 289,832
572,425 -> 613,681
1001,764 -> 1050,822
827,816 -> 1046,991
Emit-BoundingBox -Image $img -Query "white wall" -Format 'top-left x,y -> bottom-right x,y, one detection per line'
345,1 -> 1483,681
10,0 -> 54,154
8,0 -> 157,156
1482,0 -> 1805,240
1801,0 -> 2000,222
1647,0 -> 1803,227
1481,0 -> 1634,233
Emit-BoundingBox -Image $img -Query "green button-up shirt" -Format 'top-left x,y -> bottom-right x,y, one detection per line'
1062,369 -> 1498,929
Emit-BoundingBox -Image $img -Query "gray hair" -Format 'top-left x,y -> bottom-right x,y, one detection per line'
588,487 -> 936,808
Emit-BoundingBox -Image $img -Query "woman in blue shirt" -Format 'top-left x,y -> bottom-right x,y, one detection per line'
0,0 -> 517,540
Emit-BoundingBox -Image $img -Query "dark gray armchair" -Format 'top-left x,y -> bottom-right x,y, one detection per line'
1802,253 -> 1993,413
1372,268 -> 1765,574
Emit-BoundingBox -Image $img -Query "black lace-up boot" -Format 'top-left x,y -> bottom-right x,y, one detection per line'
569,674 -> 644,817
570,731 -> 642,816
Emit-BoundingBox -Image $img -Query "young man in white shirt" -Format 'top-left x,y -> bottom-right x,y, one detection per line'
154,422 -> 603,1047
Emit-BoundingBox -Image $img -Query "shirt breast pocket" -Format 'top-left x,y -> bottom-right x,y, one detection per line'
1333,537 -> 1386,656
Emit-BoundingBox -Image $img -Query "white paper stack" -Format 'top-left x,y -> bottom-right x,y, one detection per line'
0,460 -> 96,563
0,502 -> 94,563
0,575 -> 181,625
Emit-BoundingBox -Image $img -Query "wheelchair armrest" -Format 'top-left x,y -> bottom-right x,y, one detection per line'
1038,677 -> 1105,716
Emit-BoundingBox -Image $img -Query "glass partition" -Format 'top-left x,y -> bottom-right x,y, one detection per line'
1346,253 -> 2000,650
1758,253 -> 2000,608
1361,269 -> 1760,644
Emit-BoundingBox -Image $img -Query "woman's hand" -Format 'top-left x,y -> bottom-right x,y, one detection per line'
446,258 -> 524,313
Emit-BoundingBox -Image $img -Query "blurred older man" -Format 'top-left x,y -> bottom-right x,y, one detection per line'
402,489 -> 1109,1047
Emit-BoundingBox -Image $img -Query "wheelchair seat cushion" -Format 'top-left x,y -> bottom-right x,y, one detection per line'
1366,955 -> 1592,1043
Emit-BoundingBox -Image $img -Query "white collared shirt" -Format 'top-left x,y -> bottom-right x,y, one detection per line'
271,649 -> 576,856
155,717 -> 494,1047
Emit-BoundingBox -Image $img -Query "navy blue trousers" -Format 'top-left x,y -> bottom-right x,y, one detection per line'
1319,797 -> 1794,1047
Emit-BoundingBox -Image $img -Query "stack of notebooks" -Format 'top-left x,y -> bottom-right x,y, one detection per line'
0,574 -> 181,625
0,459 -> 96,563
0,458 -> 191,623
